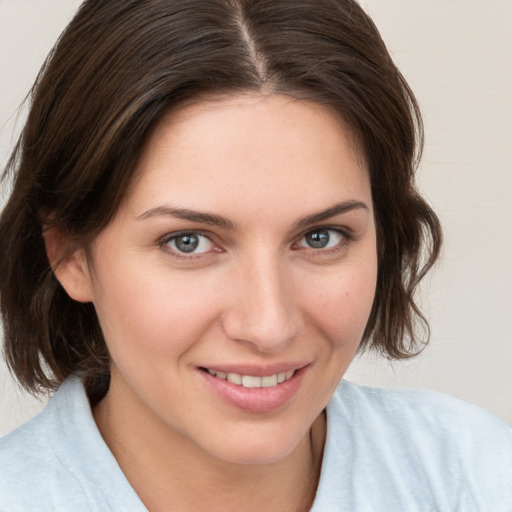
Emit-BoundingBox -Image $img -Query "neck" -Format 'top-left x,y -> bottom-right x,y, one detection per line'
93,379 -> 326,512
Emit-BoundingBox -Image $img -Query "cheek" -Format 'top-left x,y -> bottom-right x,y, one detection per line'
299,261 -> 377,345
91,264 -> 223,359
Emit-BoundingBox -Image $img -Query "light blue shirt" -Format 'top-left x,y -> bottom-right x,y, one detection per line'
1,377 -> 511,511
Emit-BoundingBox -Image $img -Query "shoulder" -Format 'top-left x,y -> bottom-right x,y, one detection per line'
0,381 -> 77,510
319,381 -> 512,510
335,380 -> 512,446
0,379 -> 98,511
0,377 -> 146,512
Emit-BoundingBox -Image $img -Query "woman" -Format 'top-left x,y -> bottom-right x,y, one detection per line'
0,0 -> 510,510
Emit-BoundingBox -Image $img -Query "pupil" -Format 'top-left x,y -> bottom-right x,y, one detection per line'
176,234 -> 199,253
307,230 -> 329,248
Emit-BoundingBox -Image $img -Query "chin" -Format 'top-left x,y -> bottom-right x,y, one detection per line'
216,445 -> 297,466
202,424 -> 306,466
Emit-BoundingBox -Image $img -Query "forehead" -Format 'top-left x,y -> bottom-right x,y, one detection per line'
126,93 -> 371,218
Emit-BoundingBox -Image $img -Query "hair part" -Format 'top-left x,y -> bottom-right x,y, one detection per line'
0,0 -> 441,398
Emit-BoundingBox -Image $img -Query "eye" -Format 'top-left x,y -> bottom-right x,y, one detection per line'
163,232 -> 215,255
297,228 -> 346,250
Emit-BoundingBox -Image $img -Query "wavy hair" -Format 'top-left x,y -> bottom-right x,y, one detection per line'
0,0 -> 442,400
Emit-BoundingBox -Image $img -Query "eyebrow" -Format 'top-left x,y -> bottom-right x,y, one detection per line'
137,206 -> 238,230
136,200 -> 369,231
293,200 -> 369,230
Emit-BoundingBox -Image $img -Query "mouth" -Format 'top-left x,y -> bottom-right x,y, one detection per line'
202,368 -> 295,388
198,364 -> 309,413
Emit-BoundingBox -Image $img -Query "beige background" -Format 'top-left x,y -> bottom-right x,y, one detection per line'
1,0 -> 511,436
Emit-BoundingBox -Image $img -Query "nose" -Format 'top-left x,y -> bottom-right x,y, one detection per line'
221,255 -> 303,353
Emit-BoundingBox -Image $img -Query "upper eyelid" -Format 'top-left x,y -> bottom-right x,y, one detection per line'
160,229 -> 214,243
296,225 -> 353,240
159,225 -> 348,238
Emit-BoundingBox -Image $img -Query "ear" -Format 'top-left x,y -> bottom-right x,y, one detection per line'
43,225 -> 94,303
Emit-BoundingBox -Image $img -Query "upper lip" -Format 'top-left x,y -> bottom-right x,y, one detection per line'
199,362 -> 310,376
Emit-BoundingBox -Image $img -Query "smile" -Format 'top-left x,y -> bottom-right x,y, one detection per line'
200,364 -> 308,412
206,369 -> 295,388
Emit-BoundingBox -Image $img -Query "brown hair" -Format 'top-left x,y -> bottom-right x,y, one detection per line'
0,0 -> 441,399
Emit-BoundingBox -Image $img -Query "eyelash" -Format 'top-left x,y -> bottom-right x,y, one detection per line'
159,230 -> 217,260
158,226 -> 356,260
292,226 -> 356,259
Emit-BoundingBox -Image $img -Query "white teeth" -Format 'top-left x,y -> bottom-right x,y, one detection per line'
227,373 -> 242,385
207,369 -> 295,388
242,375 -> 262,388
261,374 -> 278,387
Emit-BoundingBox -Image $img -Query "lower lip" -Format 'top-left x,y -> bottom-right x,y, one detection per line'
198,366 -> 308,413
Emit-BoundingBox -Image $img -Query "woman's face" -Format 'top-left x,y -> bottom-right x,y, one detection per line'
78,94 -> 377,464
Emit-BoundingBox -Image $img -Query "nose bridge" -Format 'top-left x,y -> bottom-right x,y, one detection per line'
223,251 -> 301,351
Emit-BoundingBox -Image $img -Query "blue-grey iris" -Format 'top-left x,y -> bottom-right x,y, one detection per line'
175,234 -> 199,253
306,230 -> 330,248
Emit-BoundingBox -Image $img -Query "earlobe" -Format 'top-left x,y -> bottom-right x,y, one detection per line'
43,225 -> 94,303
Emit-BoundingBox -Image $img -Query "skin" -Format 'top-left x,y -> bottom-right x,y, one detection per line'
51,93 -> 378,511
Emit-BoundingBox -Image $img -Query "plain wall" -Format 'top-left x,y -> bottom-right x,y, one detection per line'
1,0 -> 511,436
